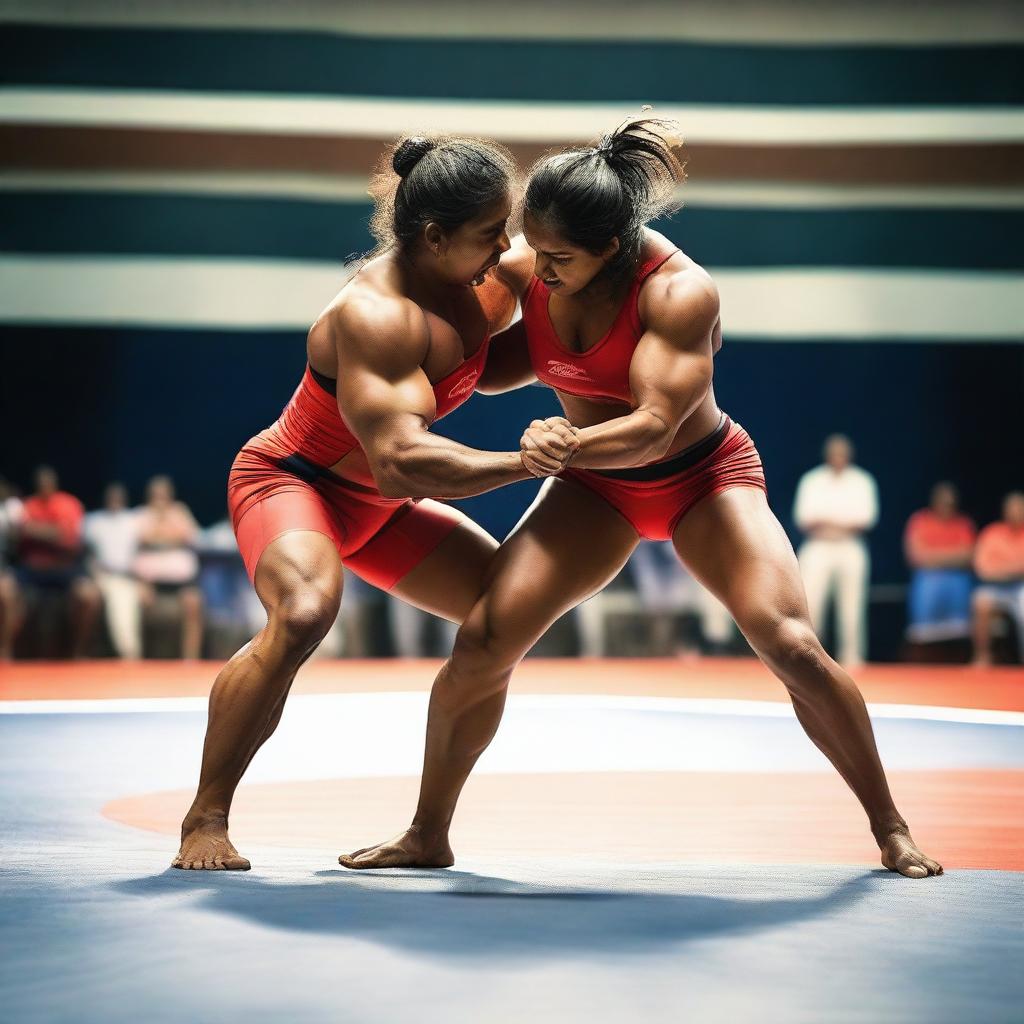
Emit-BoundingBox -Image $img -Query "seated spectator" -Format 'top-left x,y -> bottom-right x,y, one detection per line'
628,540 -> 736,656
903,482 -> 976,643
133,475 -> 204,660
0,477 -> 25,659
4,466 -> 101,659
972,491 -> 1024,666
84,482 -> 142,659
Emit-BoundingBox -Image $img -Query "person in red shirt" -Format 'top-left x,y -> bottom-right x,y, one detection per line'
972,491 -> 1024,666
6,466 -> 102,659
903,482 -> 976,643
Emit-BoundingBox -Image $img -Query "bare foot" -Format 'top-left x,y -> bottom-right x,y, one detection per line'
339,827 -> 454,870
172,811 -> 251,871
878,826 -> 943,879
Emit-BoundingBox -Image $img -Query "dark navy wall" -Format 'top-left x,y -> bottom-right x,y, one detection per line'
2,327 -> 1020,587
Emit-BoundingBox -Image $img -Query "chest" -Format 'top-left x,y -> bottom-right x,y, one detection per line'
545,293 -> 625,355
420,295 -> 488,383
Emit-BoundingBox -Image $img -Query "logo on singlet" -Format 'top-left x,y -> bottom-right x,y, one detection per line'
447,372 -> 479,400
546,360 -> 591,381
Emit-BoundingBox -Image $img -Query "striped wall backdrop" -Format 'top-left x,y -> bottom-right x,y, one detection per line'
2,1 -> 1023,647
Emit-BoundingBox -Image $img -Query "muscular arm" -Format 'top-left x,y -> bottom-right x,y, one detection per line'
328,295 -> 534,500
477,235 -> 538,395
566,271 -> 718,470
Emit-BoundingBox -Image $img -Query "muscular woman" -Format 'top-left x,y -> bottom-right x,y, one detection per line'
173,135 -> 578,870
340,120 -> 943,880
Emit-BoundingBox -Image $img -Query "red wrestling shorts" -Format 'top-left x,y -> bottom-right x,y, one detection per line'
560,415 -> 767,541
227,442 -> 465,590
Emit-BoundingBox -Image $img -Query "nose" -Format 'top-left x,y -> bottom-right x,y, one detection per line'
534,254 -> 549,279
497,230 -> 512,255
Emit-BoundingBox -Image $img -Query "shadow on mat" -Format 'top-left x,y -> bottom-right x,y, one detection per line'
112,867 -> 876,958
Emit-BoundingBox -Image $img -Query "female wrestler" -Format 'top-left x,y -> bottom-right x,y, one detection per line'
173,135 -> 579,870
340,119 -> 943,879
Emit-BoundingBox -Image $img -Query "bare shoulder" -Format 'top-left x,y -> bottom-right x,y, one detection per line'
640,248 -> 720,343
494,233 -> 535,298
311,269 -> 429,373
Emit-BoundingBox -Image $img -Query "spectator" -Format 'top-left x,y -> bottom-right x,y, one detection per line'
628,541 -> 735,655
903,482 -> 976,644
0,477 -> 25,659
794,435 -> 878,667
84,482 -> 143,659
388,590 -> 457,657
5,466 -> 101,659
972,491 -> 1024,666
133,475 -> 204,660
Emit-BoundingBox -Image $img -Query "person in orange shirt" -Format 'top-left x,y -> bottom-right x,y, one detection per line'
903,482 -> 976,643
4,465 -> 102,659
972,491 -> 1024,666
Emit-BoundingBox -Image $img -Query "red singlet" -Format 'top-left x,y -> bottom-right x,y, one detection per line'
228,336 -> 490,590
522,240 -> 767,540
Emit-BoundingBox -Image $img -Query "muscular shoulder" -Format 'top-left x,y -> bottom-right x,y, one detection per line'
494,234 -> 535,299
311,276 -> 429,375
640,257 -> 720,348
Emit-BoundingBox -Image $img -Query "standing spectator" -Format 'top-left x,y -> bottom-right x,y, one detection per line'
0,477 -> 25,659
133,475 -> 204,660
84,482 -> 143,659
903,483 -> 976,644
5,466 -> 101,659
972,491 -> 1024,666
794,435 -> 878,667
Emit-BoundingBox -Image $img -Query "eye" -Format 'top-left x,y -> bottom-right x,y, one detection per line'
552,256 -> 570,266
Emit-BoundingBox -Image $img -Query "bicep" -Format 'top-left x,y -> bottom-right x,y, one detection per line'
336,359 -> 438,459
628,329 -> 713,427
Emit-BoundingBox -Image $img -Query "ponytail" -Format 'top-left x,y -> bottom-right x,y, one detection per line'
525,117 -> 685,271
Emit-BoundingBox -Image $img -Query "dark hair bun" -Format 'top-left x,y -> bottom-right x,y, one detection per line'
392,137 -> 435,177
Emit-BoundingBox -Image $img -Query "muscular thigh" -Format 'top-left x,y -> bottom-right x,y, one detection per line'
390,515 -> 499,624
462,477 -> 640,654
672,486 -> 810,630
253,529 -> 344,615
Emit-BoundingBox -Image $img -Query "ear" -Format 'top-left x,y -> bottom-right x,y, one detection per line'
424,222 -> 447,257
602,236 -> 620,261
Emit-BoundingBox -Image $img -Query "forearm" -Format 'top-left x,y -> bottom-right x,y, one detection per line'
568,408 -> 671,470
377,434 -> 531,498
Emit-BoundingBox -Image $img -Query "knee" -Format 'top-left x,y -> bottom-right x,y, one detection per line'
272,588 -> 339,649
972,592 -> 994,614
451,604 -> 527,680
756,615 -> 829,680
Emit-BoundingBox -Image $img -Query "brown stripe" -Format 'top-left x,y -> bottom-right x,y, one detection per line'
5,125 -> 1024,185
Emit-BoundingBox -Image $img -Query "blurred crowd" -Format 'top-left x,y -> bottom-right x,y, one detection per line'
1,453 -> 1021,664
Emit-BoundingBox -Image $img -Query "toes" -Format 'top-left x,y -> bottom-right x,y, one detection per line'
225,856 -> 250,871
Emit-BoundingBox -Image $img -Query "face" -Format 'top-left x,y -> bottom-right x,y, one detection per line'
105,483 -> 127,511
35,467 -> 58,496
427,193 -> 512,287
147,477 -> 173,506
824,438 -> 852,471
1004,494 -> 1024,525
523,211 -> 618,296
931,484 -> 957,516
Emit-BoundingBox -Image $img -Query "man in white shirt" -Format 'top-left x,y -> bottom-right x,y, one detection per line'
84,482 -> 142,659
794,435 -> 878,667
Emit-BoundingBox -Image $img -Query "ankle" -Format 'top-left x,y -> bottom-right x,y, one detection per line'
871,815 -> 909,844
183,805 -> 229,832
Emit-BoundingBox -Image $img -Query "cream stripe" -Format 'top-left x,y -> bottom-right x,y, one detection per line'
2,171 -> 1023,209
0,257 -> 1021,339
3,89 -> 1023,145
6,0 -> 1024,44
